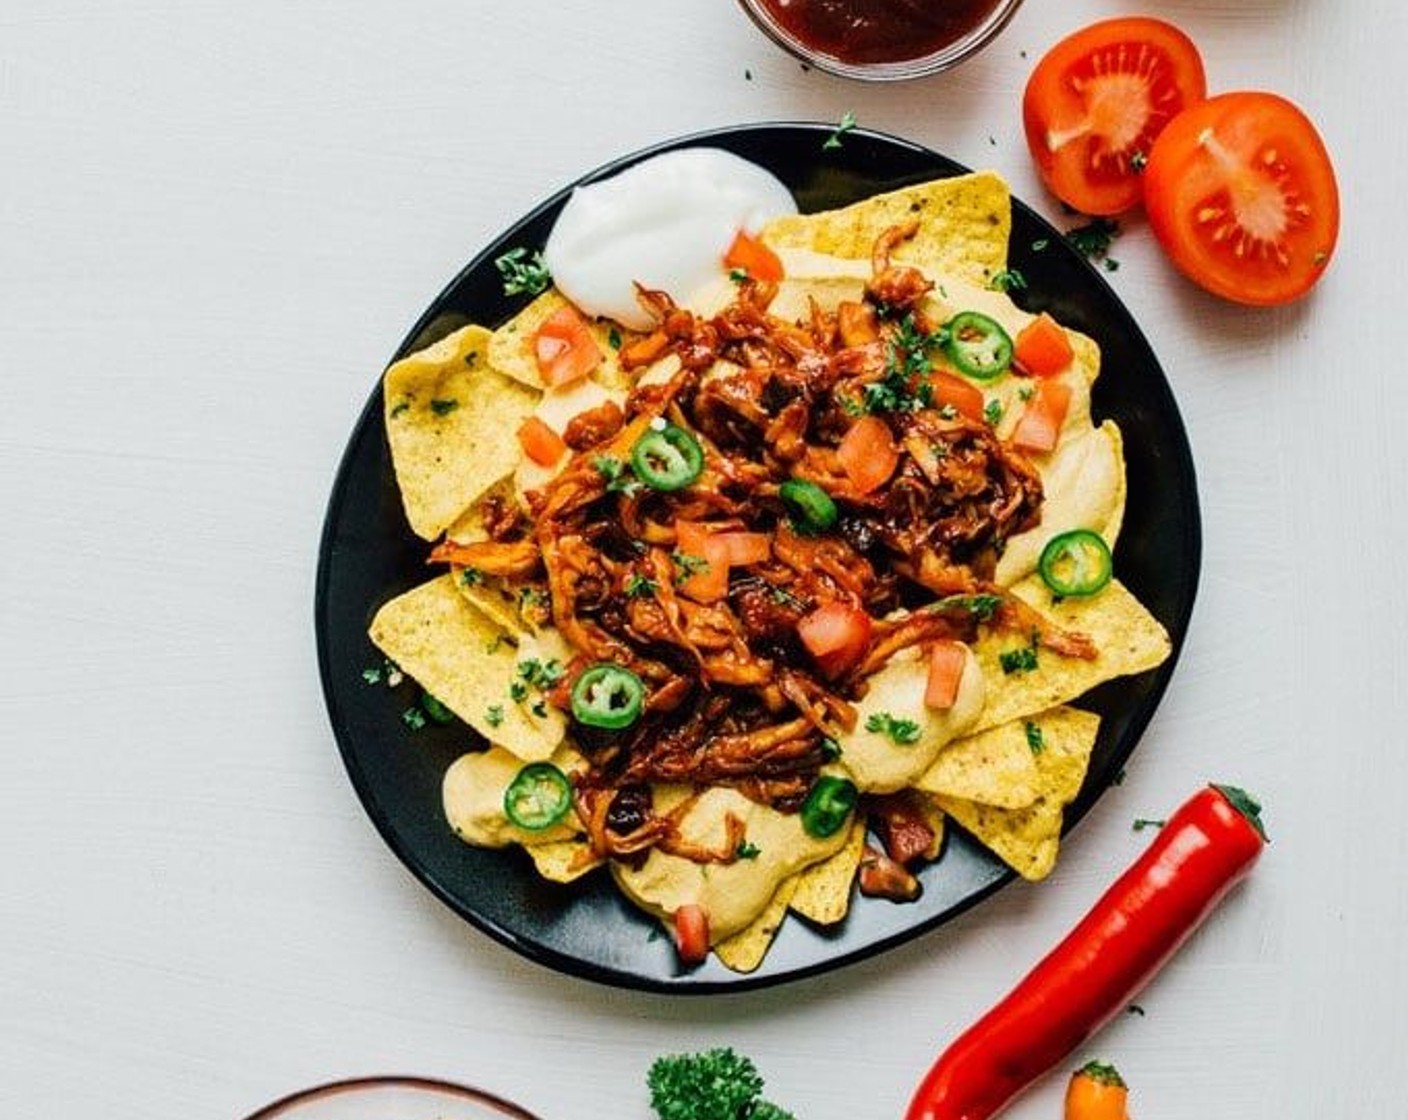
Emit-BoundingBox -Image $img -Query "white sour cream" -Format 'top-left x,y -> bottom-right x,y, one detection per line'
543,148 -> 797,331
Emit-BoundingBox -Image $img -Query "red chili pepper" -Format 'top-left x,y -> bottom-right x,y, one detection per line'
906,783 -> 1267,1120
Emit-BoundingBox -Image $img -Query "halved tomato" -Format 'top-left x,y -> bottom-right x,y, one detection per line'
1143,91 -> 1339,306
797,601 -> 873,680
1023,18 -> 1206,215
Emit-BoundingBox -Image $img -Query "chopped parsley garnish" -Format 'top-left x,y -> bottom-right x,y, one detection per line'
361,666 -> 382,685
1031,238 -> 1050,252
728,267 -> 749,284
1127,1004 -> 1147,1016
983,398 -> 1004,426
593,454 -> 642,495
769,583 -> 805,610
607,326 -> 622,350
485,704 -> 505,728
625,573 -> 658,598
511,657 -> 564,705
1018,384 -> 1035,402
989,268 -> 1028,293
401,706 -> 427,732
999,640 -> 1039,675
1130,150 -> 1148,173
1024,720 -> 1045,755
933,593 -> 1003,622
1133,817 -> 1167,832
494,246 -> 552,296
865,711 -> 922,745
1065,217 -> 1121,271
865,315 -> 947,414
430,398 -> 459,417
519,586 -> 551,610
516,657 -> 565,690
822,109 -> 858,150
735,840 -> 761,860
820,737 -> 842,761
671,551 -> 711,582
937,403 -> 958,420
460,567 -> 484,587
389,400 -> 410,419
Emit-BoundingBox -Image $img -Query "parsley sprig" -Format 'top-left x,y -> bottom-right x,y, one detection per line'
494,247 -> 552,296
865,711 -> 922,745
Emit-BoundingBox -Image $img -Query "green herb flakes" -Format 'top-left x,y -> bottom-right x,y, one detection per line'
865,711 -> 922,745
1024,720 -> 1045,755
822,109 -> 858,150
494,247 -> 552,296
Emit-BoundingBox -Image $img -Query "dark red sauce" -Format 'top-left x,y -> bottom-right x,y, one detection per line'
756,0 -> 1006,66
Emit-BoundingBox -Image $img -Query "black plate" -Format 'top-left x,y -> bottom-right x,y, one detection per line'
315,123 -> 1200,993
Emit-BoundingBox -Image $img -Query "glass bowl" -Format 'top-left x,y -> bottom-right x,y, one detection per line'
241,1076 -> 544,1120
736,0 -> 1024,80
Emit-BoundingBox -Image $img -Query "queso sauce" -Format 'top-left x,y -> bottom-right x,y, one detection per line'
757,0 -> 1005,65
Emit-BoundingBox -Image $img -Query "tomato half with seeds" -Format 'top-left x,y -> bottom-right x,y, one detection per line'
1144,91 -> 1339,306
1023,18 -> 1206,215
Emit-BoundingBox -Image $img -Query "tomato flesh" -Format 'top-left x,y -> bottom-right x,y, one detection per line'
534,305 -> 602,387
1144,91 -> 1339,306
516,416 -> 567,467
1023,18 -> 1206,215
837,415 -> 899,494
672,904 -> 710,966
797,601 -> 873,679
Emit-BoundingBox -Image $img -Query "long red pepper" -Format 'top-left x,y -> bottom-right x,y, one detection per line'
906,783 -> 1267,1120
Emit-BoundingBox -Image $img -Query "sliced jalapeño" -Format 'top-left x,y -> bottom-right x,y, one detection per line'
943,311 -> 1013,381
631,421 -> 704,491
570,663 -> 646,730
503,762 -> 572,831
1037,529 -> 1113,597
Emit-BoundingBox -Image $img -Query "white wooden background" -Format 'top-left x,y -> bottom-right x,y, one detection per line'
3,1 -> 1405,1117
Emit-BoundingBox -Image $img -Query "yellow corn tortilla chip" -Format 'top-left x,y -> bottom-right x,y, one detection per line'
488,289 -> 634,391
972,577 -> 1171,735
527,839 -> 604,884
788,817 -> 865,926
714,875 -> 800,974
915,720 -> 1045,809
1100,423 -> 1127,548
762,171 -> 1012,288
382,325 -> 538,540
368,574 -> 566,760
936,707 -> 1100,881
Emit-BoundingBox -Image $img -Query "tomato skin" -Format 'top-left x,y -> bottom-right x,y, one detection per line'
837,415 -> 899,494
924,642 -> 968,710
797,601 -> 873,679
1010,380 -> 1072,454
516,416 -> 568,467
723,229 -> 785,283
1023,18 -> 1206,215
1014,313 -> 1074,378
929,372 -> 986,424
1144,91 -> 1339,306
672,904 -> 710,966
534,305 -> 603,387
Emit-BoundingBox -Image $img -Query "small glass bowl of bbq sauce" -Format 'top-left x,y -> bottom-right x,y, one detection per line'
737,0 -> 1024,80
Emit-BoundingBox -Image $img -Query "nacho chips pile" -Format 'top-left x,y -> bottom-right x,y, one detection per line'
368,170 -> 1170,972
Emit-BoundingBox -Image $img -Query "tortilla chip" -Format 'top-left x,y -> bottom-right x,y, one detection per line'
763,171 -> 1012,287
488,289 -> 633,391
714,875 -> 800,974
528,839 -> 604,884
383,325 -> 538,540
788,817 -> 865,926
915,720 -> 1045,809
368,574 -> 567,760
1100,423 -> 1127,548
936,707 -> 1100,881
972,577 -> 1171,734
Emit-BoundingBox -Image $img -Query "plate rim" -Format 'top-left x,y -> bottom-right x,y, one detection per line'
315,120 -> 1201,994
241,1075 -> 543,1120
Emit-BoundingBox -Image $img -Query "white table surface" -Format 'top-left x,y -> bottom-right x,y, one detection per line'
3,1 -> 1405,1117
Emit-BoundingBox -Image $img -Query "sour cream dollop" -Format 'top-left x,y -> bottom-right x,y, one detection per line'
542,148 -> 797,331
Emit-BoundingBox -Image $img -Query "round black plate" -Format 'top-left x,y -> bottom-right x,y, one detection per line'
315,123 -> 1200,993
